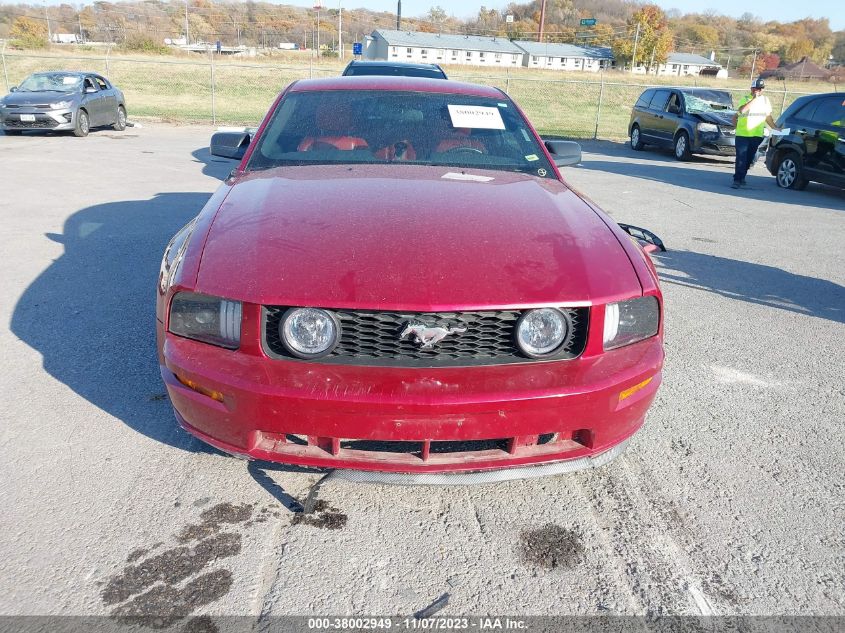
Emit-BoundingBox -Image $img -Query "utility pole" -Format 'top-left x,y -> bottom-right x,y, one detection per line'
631,22 -> 641,73
537,0 -> 547,43
184,0 -> 189,45
750,48 -> 758,80
338,0 -> 343,60
44,2 -> 52,42
314,3 -> 321,58
396,0 -> 401,30
77,12 -> 84,43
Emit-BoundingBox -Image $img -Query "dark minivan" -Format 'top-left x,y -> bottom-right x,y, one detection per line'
629,87 -> 736,160
765,92 -> 844,190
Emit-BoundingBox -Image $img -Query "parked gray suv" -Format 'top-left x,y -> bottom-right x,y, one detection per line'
629,87 -> 736,160
0,71 -> 127,137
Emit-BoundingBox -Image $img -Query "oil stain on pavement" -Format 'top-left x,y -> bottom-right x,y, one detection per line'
519,523 -> 584,570
291,499 -> 348,530
101,502 -> 255,629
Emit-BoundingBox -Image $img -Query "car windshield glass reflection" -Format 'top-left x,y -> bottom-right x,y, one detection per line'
17,73 -> 83,93
684,92 -> 733,114
247,90 -> 555,177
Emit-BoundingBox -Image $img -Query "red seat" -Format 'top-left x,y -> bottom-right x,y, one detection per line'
298,100 -> 368,152
298,136 -> 369,151
435,128 -> 486,154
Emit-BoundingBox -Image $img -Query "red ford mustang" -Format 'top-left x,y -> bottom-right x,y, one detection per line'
157,76 -> 664,483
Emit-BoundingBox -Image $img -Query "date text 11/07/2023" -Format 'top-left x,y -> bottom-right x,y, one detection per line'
307,617 -> 528,630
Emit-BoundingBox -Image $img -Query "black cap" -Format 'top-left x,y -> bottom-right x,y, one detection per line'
751,78 -> 765,89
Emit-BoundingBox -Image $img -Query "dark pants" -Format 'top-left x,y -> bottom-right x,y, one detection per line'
734,135 -> 764,183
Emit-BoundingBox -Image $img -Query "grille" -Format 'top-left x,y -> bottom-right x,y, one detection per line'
263,306 -> 588,367
5,115 -> 57,129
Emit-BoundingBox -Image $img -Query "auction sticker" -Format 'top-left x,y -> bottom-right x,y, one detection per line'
447,105 -> 505,130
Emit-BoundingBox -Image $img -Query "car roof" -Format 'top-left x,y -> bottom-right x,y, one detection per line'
287,76 -> 504,98
345,60 -> 443,70
32,71 -> 90,77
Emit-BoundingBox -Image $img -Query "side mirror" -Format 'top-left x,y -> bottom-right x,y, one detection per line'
543,139 -> 581,167
84,87 -> 97,94
210,131 -> 251,160
668,104 -> 681,114
9,86 -> 17,92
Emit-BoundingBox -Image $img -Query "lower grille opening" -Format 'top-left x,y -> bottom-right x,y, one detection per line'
538,433 -> 557,445
573,429 -> 593,448
429,438 -> 510,454
340,439 -> 420,454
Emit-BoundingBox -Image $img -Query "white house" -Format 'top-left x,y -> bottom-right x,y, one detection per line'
364,30 -> 525,68
640,52 -> 725,77
513,41 -> 613,72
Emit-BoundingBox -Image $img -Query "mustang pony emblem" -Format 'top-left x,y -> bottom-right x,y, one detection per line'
400,321 -> 467,349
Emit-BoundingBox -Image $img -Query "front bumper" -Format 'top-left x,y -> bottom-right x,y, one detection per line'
0,107 -> 76,131
159,320 -> 663,475
695,132 -> 736,156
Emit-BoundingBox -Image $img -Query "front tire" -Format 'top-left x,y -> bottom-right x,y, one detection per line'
73,110 -> 90,137
674,131 -> 691,161
113,105 -> 127,131
775,151 -> 808,190
630,125 -> 644,151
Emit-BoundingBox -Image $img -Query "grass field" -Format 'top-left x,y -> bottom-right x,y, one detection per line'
2,48 -> 838,139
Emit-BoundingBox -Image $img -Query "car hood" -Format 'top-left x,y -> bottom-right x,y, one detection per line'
691,110 -> 735,127
1,91 -> 78,106
196,165 -> 641,310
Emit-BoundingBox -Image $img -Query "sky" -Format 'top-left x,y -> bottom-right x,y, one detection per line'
14,0 -> 844,32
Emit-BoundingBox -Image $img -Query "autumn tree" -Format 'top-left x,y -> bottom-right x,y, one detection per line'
613,4 -> 672,71
10,15 -> 48,48
588,22 -> 617,46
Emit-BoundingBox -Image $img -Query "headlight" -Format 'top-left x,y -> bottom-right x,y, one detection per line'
603,296 -> 659,350
696,122 -> 719,133
169,292 -> 242,349
158,220 -> 196,294
50,100 -> 74,110
516,308 -> 571,357
280,308 -> 339,359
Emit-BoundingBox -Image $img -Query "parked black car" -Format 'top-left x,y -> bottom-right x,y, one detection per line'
0,71 -> 127,137
341,60 -> 448,79
765,92 -> 844,190
629,87 -> 736,160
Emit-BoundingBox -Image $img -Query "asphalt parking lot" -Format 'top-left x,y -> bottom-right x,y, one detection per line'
1,125 -> 843,622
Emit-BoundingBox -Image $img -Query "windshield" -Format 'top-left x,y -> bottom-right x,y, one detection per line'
683,91 -> 734,113
17,73 -> 83,93
247,89 -> 555,178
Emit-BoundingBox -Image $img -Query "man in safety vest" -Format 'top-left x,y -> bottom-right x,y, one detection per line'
732,78 -> 781,188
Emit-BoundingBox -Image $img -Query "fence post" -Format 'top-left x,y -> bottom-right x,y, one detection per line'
1,40 -> 8,91
209,46 -> 216,125
105,44 -> 111,77
593,71 -> 605,140
505,66 -> 510,95
780,84 -> 787,117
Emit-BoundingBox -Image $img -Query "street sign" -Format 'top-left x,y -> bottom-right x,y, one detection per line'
352,42 -> 362,55
580,18 -> 597,26
506,14 -> 514,23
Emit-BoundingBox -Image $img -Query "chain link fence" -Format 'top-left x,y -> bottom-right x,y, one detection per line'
1,49 -> 829,140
